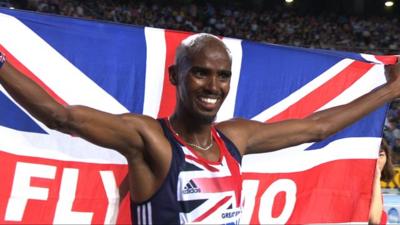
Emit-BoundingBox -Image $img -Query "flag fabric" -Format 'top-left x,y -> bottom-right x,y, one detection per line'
0,8 -> 397,224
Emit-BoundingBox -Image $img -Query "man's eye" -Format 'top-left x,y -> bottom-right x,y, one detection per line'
194,71 -> 205,76
192,69 -> 207,77
219,72 -> 231,80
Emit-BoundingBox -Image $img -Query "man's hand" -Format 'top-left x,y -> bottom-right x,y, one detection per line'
385,57 -> 400,98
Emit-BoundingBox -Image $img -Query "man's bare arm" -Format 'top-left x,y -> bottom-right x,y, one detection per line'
219,61 -> 400,155
0,58 -> 148,157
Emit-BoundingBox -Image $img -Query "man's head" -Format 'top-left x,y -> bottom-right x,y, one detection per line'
174,33 -> 232,72
169,33 -> 232,123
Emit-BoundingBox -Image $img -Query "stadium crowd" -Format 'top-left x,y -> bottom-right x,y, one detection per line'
3,0 -> 400,164
6,0 -> 400,55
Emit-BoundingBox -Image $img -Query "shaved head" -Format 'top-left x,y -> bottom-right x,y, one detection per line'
174,33 -> 232,73
168,33 -> 233,124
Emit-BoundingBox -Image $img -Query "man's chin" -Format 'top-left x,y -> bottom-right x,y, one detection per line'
197,113 -> 216,124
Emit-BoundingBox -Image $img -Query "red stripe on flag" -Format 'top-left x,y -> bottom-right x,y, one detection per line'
0,45 -> 67,106
194,196 -> 231,222
267,61 -> 373,122
157,30 -> 192,118
374,55 -> 398,65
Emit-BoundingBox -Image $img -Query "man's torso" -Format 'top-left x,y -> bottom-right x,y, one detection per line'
130,118 -> 243,225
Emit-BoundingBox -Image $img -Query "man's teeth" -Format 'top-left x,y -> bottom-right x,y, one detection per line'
201,97 -> 218,104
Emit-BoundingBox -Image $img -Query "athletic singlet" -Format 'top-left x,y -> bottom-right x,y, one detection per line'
131,118 -> 243,225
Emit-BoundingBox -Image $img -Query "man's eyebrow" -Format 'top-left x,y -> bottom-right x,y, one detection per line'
219,70 -> 232,75
190,66 -> 231,74
190,66 -> 211,72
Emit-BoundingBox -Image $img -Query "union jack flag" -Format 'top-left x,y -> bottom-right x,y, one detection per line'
0,8 -> 397,224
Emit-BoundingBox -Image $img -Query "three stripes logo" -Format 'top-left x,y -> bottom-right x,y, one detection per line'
0,52 -> 6,67
183,180 -> 201,194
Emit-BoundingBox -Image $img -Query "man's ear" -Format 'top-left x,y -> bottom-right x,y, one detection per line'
169,65 -> 178,85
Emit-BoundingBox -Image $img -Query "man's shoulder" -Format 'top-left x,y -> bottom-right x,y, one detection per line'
215,118 -> 252,138
118,113 -> 165,135
216,117 -> 268,139
215,117 -> 252,129
215,118 -> 253,156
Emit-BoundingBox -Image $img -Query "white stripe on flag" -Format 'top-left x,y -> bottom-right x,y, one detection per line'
242,137 -> 381,173
318,64 -> 386,111
0,13 -> 128,114
0,12 -> 131,163
251,59 -> 354,122
0,126 -> 127,164
360,53 -> 383,64
143,27 -> 167,117
0,84 -> 53,132
0,90 -> 127,163
216,37 -> 243,122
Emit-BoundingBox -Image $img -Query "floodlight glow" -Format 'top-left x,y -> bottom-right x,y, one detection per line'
285,0 -> 294,3
385,1 -> 394,7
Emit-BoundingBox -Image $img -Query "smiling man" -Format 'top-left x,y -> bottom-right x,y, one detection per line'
0,33 -> 399,224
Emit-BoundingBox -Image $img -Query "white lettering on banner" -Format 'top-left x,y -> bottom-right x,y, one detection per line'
5,162 -> 56,221
53,168 -> 94,224
241,180 -> 260,224
241,179 -> 297,224
259,179 -> 297,224
4,161 -> 121,223
100,171 -> 119,225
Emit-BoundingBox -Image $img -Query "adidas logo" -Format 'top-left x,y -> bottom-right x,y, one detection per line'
182,180 -> 201,194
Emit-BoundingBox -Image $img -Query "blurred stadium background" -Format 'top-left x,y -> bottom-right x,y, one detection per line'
1,0 -> 400,223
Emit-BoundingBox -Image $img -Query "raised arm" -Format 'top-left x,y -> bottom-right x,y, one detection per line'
0,53 -> 151,158
218,60 -> 400,155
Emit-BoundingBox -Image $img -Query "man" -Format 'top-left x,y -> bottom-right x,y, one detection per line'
0,33 -> 399,224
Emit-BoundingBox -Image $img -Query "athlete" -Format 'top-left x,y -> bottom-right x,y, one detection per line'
0,33 -> 399,224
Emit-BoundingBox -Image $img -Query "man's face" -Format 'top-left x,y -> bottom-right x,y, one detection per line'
176,43 -> 232,123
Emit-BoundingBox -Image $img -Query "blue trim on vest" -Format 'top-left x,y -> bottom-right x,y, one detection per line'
130,119 -> 242,224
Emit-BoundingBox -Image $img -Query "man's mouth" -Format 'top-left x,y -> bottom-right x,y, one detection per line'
200,97 -> 218,105
197,96 -> 220,111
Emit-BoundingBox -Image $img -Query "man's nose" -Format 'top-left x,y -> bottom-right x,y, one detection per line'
205,75 -> 219,92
